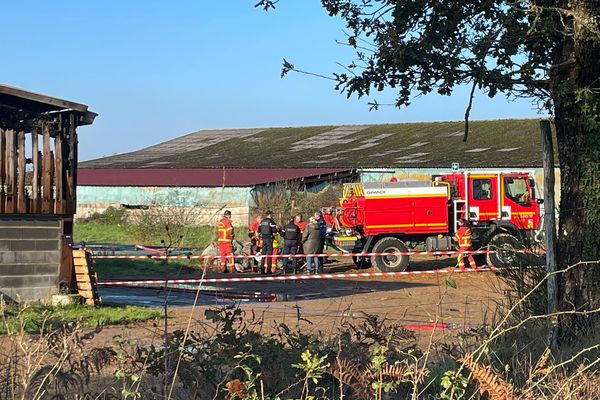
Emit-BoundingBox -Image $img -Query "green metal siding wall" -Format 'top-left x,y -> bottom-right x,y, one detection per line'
77,186 -> 252,208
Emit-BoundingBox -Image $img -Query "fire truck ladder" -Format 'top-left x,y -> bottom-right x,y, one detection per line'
452,199 -> 467,233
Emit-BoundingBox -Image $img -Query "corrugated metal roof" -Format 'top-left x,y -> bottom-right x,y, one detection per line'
78,168 -> 353,187
81,119 -> 558,169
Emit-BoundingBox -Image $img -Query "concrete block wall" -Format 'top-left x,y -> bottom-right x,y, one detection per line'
0,217 -> 61,302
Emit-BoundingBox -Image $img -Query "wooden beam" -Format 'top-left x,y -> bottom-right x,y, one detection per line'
31,130 -> 39,213
67,113 -> 77,215
0,83 -> 89,112
49,150 -> 55,214
37,149 -> 43,212
0,129 -> 5,213
55,131 -> 64,214
59,235 -> 74,287
42,124 -> 52,213
16,131 -> 26,213
6,130 -> 16,213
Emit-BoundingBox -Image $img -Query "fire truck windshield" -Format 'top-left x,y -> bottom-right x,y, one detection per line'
504,177 -> 530,204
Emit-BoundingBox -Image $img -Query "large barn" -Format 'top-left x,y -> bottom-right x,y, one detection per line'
79,119 -> 559,225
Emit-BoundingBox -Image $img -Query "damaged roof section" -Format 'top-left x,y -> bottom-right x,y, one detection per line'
0,84 -> 97,132
81,119 -> 557,169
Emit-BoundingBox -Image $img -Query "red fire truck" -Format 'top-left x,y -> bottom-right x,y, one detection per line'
331,170 -> 543,271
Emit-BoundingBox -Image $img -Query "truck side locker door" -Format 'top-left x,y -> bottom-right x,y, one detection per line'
468,175 -> 499,222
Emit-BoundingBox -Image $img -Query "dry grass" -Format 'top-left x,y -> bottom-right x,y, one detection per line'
0,262 -> 598,399
459,353 -> 517,399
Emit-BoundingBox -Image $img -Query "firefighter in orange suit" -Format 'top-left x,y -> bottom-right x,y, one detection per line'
248,215 -> 262,270
249,215 -> 263,248
217,210 -> 235,273
454,219 -> 478,270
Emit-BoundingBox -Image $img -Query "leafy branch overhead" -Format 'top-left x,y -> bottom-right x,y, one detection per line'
254,0 -> 279,11
281,58 -> 294,78
266,0 -> 598,110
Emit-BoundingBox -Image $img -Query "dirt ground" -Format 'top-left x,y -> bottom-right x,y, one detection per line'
91,255 -> 508,350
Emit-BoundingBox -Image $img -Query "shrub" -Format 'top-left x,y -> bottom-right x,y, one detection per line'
292,185 -> 342,217
250,183 -> 343,224
79,206 -> 128,225
141,305 -> 423,399
128,204 -> 198,246
250,184 -> 292,224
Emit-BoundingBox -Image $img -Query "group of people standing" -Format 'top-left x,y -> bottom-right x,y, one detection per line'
217,209 -> 327,274
251,211 -> 327,275
217,211 -> 478,273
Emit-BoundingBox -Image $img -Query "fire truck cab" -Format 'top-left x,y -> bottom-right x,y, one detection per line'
332,169 -> 542,272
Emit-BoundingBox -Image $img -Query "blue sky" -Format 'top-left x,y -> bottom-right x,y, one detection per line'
3,1 -> 543,161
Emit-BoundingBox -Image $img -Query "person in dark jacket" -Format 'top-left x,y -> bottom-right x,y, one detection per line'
294,213 -> 307,271
314,211 -> 327,273
282,217 -> 301,274
302,217 -> 321,274
259,211 -> 278,274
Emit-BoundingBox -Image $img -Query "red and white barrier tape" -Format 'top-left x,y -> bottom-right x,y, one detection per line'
91,250 -> 504,260
97,266 -> 494,286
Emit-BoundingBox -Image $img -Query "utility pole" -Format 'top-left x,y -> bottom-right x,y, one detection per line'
540,120 -> 558,354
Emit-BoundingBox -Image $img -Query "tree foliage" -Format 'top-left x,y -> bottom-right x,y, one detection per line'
260,0 -> 599,107
320,0 -> 560,106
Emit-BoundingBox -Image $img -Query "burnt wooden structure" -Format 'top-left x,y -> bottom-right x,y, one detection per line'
0,84 -> 96,301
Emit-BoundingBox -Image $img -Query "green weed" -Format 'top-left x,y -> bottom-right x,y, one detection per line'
79,206 -> 128,225
74,222 -> 215,249
0,303 -> 160,335
74,222 -> 134,244
93,259 -> 202,277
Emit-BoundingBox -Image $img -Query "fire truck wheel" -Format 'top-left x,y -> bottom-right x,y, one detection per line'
352,256 -> 372,269
486,233 -> 524,268
371,237 -> 410,272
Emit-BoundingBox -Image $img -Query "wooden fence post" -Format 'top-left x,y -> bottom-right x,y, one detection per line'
540,119 -> 558,354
